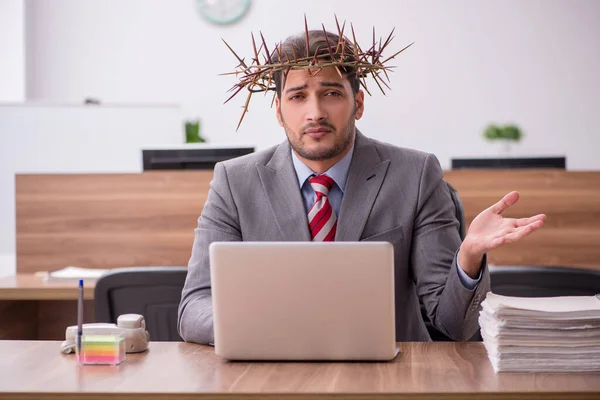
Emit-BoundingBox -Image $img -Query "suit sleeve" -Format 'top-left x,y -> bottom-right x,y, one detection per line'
411,154 -> 491,341
177,162 -> 241,344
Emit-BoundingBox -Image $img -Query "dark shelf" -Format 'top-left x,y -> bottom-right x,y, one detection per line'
451,157 -> 566,169
143,147 -> 255,170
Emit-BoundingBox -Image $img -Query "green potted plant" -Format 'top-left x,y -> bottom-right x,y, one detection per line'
185,120 -> 206,143
483,124 -> 523,156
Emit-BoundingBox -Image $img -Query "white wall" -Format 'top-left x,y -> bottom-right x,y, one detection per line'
2,0 -> 599,275
0,0 -> 25,102
0,104 -> 182,276
23,0 -> 600,168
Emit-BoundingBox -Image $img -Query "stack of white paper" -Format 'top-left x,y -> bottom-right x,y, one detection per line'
479,292 -> 600,373
44,266 -> 109,281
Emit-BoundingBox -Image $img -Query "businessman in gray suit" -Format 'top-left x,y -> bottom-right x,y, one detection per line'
178,30 -> 546,345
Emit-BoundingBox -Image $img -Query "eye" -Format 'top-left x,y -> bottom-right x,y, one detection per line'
325,91 -> 342,97
289,93 -> 304,101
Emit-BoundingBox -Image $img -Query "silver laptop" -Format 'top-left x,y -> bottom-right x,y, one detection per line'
209,241 -> 397,361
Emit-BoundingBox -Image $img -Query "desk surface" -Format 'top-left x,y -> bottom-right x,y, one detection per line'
0,274 -> 95,300
0,341 -> 598,400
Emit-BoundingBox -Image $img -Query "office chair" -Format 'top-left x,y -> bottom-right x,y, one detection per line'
490,265 -> 600,297
421,181 -> 472,341
446,182 -> 466,240
95,267 -> 188,341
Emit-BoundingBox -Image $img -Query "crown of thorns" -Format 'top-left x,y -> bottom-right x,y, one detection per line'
221,16 -> 413,130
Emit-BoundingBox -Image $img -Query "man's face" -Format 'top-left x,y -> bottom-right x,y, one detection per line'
275,67 -> 364,166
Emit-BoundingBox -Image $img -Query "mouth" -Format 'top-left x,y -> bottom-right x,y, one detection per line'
304,128 -> 331,139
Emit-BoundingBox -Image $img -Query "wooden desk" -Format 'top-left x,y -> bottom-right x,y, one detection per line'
0,341 -> 598,400
0,275 -> 95,340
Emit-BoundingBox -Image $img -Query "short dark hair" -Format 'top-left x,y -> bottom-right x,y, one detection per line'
271,30 -> 360,98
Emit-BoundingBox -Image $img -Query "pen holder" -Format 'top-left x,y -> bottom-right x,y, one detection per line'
76,334 -> 126,365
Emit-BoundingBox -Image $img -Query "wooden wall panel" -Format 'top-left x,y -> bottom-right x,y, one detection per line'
16,171 -> 213,274
16,169 -> 600,274
444,169 -> 600,270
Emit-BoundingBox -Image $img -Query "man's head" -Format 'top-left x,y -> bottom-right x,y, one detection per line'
222,18 -> 408,135
272,30 -> 365,173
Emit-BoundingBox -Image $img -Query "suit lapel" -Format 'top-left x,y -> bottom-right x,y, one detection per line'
257,142 -> 311,241
336,130 -> 390,241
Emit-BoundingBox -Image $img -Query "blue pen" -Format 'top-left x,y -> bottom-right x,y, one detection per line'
77,279 -> 83,361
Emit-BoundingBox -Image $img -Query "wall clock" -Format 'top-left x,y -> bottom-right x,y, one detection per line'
197,0 -> 251,25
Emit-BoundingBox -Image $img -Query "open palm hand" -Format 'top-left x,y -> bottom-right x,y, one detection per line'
463,191 -> 546,257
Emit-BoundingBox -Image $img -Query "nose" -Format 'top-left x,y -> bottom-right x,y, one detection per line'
306,98 -> 327,122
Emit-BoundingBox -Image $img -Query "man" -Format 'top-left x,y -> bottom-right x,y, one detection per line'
178,29 -> 545,345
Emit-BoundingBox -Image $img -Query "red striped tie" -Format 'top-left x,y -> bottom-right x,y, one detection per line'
308,175 -> 337,241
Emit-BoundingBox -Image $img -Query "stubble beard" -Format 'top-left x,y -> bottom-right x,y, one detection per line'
282,111 -> 356,162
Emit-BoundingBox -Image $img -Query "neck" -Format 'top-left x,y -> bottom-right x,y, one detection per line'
297,143 -> 354,174
299,157 -> 343,174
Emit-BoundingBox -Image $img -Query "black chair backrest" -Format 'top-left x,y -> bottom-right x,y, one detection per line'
95,267 -> 188,341
446,181 -> 466,240
490,265 -> 600,297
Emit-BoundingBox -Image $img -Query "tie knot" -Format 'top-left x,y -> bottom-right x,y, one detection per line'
309,174 -> 335,196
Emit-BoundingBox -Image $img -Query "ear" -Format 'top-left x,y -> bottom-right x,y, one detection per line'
354,90 -> 365,120
275,96 -> 284,127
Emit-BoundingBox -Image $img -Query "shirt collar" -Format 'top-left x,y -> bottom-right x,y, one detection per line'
291,144 -> 354,193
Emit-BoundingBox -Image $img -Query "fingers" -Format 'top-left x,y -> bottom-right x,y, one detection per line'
485,215 -> 545,251
502,219 -> 544,243
515,214 -> 547,227
490,191 -> 520,215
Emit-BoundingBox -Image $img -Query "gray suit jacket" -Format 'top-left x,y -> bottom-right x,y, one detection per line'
178,130 -> 490,344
